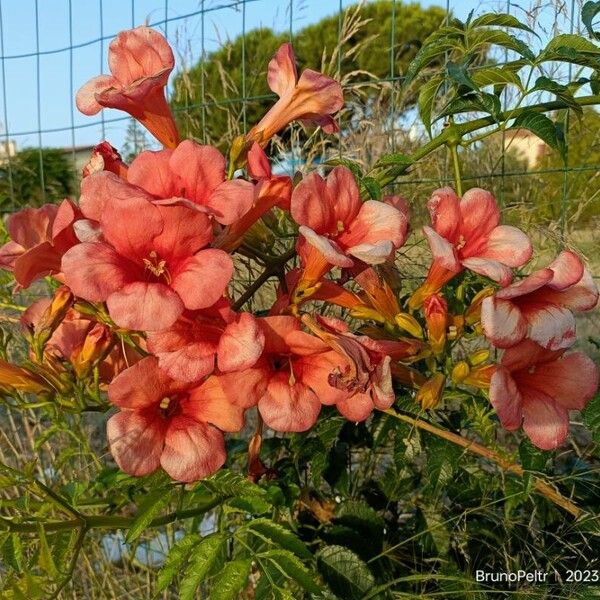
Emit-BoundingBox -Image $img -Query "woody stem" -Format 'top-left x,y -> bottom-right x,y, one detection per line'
449,141 -> 463,196
384,408 -> 582,519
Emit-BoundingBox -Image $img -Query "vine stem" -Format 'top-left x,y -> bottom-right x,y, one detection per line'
449,142 -> 462,196
384,408 -> 582,519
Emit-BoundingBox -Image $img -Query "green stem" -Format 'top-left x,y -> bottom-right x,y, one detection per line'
0,497 -> 226,534
449,142 -> 462,196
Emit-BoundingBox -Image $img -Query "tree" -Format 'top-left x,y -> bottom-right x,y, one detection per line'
0,148 -> 75,210
171,1 -> 447,149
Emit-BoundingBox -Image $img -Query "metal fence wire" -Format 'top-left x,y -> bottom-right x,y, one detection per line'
0,0 -> 598,297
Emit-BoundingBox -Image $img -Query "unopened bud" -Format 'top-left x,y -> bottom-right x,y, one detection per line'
465,287 -> 494,325
423,294 -> 448,354
464,364 -> 496,389
350,307 -> 386,324
451,361 -> 470,384
394,312 -> 424,338
468,349 -> 490,366
415,373 -> 446,409
0,359 -> 49,394
71,324 -> 113,378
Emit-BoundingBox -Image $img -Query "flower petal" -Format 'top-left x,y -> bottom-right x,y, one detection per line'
161,417 -> 225,482
107,410 -> 165,477
427,187 -> 461,241
336,393 -> 374,422
169,140 -> 226,206
554,267 -> 599,311
522,303 -> 577,350
521,389 -> 569,450
127,149 -> 175,197
489,367 -> 522,430
459,188 -> 500,242
291,172 -> 335,233
495,268 -> 553,300
477,225 -> 532,268
258,374 -> 321,432
76,75 -> 115,115
461,257 -> 513,286
346,241 -> 393,265
108,356 -> 166,409
423,225 -> 460,271
62,242 -> 136,302
299,226 -> 354,268
517,351 -> 599,411
547,250 -> 584,290
206,179 -> 255,225
13,243 -> 62,288
107,281 -> 184,331
217,312 -> 265,373
267,42 -> 298,97
481,296 -> 527,348
171,249 -> 233,310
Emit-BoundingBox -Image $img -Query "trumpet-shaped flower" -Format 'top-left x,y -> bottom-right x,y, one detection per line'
481,250 -> 599,350
146,299 -> 265,383
127,140 -> 255,225
82,141 -> 129,179
247,43 -> 344,146
62,184 -> 232,331
107,356 -> 244,482
0,200 -> 81,288
409,188 -> 532,308
489,340 -> 599,449
291,167 -> 408,302
76,27 -> 180,148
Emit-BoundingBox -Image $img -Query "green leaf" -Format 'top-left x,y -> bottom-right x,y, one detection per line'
316,545 -> 375,600
360,176 -> 382,200
446,61 -> 479,92
1,533 -> 23,572
179,533 -> 227,600
468,29 -> 535,61
260,549 -> 322,595
529,76 -> 582,114
156,533 -> 202,593
199,469 -> 265,499
226,494 -> 272,515
405,39 -> 461,83
471,67 -> 522,91
324,158 -> 363,180
418,75 -> 444,134
242,518 -> 311,559
519,439 -> 549,496
438,92 -> 501,120
37,525 -> 59,579
125,487 -> 174,543
543,33 -> 600,55
583,1 -> 600,40
208,558 -> 252,600
583,393 -> 600,444
510,111 -> 566,158
470,13 -> 535,34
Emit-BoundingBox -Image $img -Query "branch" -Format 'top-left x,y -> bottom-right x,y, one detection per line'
384,408 -> 583,519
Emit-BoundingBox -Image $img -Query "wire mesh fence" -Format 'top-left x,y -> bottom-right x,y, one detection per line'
0,0 -> 598,283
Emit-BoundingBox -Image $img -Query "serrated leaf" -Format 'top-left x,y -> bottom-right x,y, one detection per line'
405,39 -> 461,83
156,533 -> 202,593
529,76 -> 582,114
360,177 -> 382,200
471,67 -> 522,90
243,518 -> 311,559
179,533 -> 226,600
208,558 -> 252,600
510,111 -> 565,155
199,469 -> 265,499
519,439 -> 549,496
37,524 -> 59,579
260,549 -> 321,595
470,13 -> 535,34
1,533 -> 23,572
583,394 -> 600,444
418,76 -> 444,134
417,505 -> 450,555
438,92 -> 501,120
226,494 -> 271,515
447,61 -> 479,92
583,1 -> 600,40
316,545 -> 375,600
125,487 -> 173,543
468,29 -> 535,61
544,33 -> 600,55
324,158 -> 363,180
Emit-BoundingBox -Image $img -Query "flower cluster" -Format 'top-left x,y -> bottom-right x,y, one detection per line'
0,26 -> 597,483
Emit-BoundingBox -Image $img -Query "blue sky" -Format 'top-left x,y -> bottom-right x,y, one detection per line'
0,0 -> 573,153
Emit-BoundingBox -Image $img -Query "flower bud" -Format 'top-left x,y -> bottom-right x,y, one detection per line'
468,349 -> 490,366
463,364 -> 496,389
0,359 -> 49,394
71,324 -> 113,378
423,294 -> 448,354
415,373 -> 446,409
350,306 -> 386,324
465,287 -> 494,325
451,361 -> 470,384
394,312 -> 424,338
